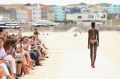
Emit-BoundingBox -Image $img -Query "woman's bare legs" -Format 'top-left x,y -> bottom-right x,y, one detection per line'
90,44 -> 97,68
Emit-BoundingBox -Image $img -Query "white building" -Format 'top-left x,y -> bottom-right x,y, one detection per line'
16,9 -> 28,23
66,12 -> 107,25
30,4 -> 41,24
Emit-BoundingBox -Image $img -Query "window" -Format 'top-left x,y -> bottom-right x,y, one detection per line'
33,12 -> 35,14
33,8 -> 35,10
78,16 -> 82,19
33,17 -> 35,19
101,14 -> 106,18
88,15 -> 94,18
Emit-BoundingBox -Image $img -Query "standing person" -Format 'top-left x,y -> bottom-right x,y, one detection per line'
88,22 -> 99,68
33,29 -> 39,36
16,28 -> 22,38
34,29 -> 48,50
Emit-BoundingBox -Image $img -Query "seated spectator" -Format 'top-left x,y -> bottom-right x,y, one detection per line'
0,63 -> 11,79
30,44 -> 42,66
14,49 -> 23,77
0,61 -> 6,79
3,39 -> 16,79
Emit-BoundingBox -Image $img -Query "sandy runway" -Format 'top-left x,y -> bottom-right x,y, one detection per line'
23,31 -> 120,79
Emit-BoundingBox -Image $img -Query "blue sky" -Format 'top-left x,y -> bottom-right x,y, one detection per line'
0,0 -> 120,5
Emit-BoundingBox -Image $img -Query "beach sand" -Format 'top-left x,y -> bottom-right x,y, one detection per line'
23,31 -> 120,79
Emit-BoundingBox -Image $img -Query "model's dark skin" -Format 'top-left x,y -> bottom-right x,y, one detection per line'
88,22 -> 99,68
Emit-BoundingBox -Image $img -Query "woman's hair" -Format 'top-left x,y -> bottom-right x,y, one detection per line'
0,37 -> 4,41
19,38 -> 24,43
91,22 -> 95,28
3,39 -> 12,51
0,28 -> 3,32
31,44 -> 36,49
32,35 -> 37,41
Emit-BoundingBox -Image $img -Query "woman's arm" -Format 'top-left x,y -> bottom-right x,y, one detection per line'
88,30 -> 90,49
97,30 -> 99,46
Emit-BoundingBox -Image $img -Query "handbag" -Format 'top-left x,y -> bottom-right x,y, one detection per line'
16,57 -> 22,64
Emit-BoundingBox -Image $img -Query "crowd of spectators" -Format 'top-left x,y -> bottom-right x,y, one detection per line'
0,28 -> 49,79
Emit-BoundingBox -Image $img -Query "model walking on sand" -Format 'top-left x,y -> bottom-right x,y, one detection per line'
88,22 -> 99,68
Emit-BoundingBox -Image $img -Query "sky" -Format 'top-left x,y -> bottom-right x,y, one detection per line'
0,0 -> 120,5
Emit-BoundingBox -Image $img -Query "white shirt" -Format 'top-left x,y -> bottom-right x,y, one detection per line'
0,48 -> 7,58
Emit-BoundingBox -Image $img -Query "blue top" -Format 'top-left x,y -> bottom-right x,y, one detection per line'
0,48 -> 7,57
